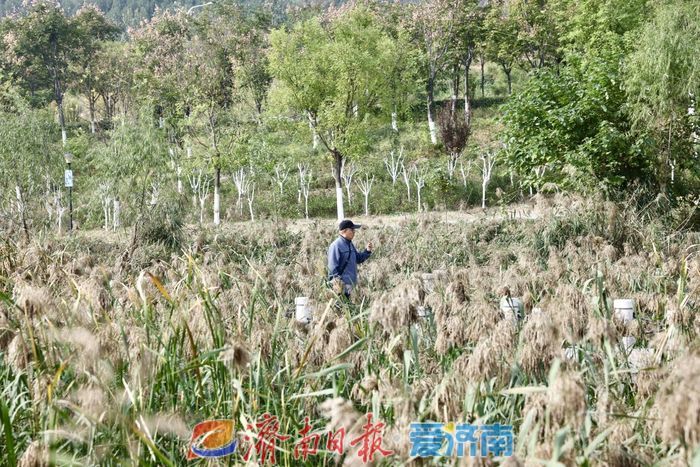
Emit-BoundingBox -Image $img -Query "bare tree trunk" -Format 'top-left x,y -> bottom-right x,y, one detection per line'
308,112 -> 319,149
505,68 -> 512,95
451,63 -> 460,115
480,54 -> 485,98
391,104 -> 398,132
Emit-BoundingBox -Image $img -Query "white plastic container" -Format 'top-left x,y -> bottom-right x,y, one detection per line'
563,346 -> 576,361
613,299 -> 635,323
500,296 -> 523,320
421,273 -> 435,294
621,336 -> 636,353
295,297 -> 312,324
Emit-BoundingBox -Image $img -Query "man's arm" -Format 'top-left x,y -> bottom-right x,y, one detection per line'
327,241 -> 343,278
356,246 -> 372,264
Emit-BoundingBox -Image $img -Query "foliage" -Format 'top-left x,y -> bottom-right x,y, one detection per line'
501,33 -> 651,193
624,0 -> 700,189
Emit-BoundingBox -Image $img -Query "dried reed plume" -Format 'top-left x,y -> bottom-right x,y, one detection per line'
219,339 -> 252,370
461,318 -> 517,386
14,283 -> 54,319
18,440 -> 48,467
654,351 -> 700,449
141,412 -> 191,440
518,310 -> 560,375
369,278 -> 422,333
551,284 -> 589,343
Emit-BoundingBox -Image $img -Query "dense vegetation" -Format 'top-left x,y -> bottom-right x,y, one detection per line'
0,0 -> 699,464
0,0 -> 199,25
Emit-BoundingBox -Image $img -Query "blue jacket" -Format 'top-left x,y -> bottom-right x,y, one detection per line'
327,235 -> 372,285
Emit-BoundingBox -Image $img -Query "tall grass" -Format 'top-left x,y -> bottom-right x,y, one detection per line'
0,192 -> 699,465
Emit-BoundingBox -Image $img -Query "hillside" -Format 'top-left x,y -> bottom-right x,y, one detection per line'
0,0 -> 203,25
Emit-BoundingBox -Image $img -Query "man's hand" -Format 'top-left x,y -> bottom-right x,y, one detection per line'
366,241 -> 374,252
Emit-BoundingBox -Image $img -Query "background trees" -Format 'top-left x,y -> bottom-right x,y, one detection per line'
625,0 -> 700,192
269,7 -> 396,220
0,0 -> 696,232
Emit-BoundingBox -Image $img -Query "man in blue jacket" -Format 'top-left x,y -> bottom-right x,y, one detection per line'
327,219 -> 373,299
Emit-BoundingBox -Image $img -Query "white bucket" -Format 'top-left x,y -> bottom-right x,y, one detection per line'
563,346 -> 576,361
621,336 -> 636,353
628,347 -> 654,374
613,299 -> 635,323
295,297 -> 312,324
500,296 -> 523,320
421,273 -> 435,294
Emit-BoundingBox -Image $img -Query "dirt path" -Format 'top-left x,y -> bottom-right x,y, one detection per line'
282,201 -> 539,234
75,202 -> 540,244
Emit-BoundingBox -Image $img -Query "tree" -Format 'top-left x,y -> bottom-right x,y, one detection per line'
625,0 -> 700,191
371,2 -> 422,133
508,0 -> 563,70
3,1 -> 80,146
131,8 -> 193,127
72,5 -> 120,133
0,96 -> 60,239
182,11 -> 244,226
222,2 -> 274,119
409,0 -> 461,145
269,7 -> 394,220
484,0 -> 520,94
501,39 -> 650,193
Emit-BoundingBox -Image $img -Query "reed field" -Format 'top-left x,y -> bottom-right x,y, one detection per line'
1,192 -> 699,466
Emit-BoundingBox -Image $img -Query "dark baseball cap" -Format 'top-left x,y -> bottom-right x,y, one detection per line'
338,219 -> 362,230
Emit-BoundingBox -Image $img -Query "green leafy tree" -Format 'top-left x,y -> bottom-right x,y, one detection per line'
72,4 -> 121,133
269,7 -> 394,220
625,0 -> 700,191
3,1 -> 80,146
0,96 -> 60,239
409,0 -> 461,145
484,0 -> 521,94
501,39 -> 650,193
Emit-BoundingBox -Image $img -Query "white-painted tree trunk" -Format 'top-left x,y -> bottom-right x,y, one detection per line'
113,199 -> 120,230
480,152 -> 497,209
213,188 -> 220,225
61,129 -> 67,147
428,115 -> 437,145
247,183 -> 255,222
401,164 -> 411,202
357,174 -> 374,217
335,186 -> 344,221
391,109 -> 398,132
308,113 -> 318,149
103,202 -> 111,230
415,178 -> 425,212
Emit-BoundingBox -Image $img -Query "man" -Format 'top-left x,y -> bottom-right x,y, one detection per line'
327,219 -> 374,299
